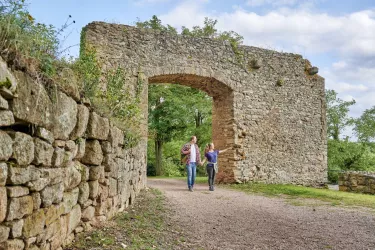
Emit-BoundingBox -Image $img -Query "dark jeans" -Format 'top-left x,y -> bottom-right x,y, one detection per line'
206,165 -> 215,187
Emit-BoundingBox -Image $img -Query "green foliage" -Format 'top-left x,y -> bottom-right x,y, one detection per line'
0,77 -> 12,88
0,0 -> 75,77
354,106 -> 375,142
162,158 -> 183,177
136,15 -> 177,34
326,89 -> 356,140
327,139 -> 375,182
147,84 -> 212,176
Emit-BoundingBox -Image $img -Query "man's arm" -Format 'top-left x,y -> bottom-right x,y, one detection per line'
181,144 -> 190,154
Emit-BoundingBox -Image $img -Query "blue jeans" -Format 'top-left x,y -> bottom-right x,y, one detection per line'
186,162 -> 197,188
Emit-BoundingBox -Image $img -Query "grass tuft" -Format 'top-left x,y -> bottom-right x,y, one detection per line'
227,182 -> 375,210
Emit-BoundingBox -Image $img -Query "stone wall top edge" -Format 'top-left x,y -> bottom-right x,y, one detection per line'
85,21 -> 305,59
2,58 -> 131,136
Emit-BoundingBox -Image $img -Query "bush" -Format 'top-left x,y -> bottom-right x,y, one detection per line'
328,140 -> 375,183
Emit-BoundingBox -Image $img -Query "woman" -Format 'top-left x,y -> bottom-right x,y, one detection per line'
202,143 -> 230,191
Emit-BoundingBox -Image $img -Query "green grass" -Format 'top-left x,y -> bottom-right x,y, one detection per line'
227,183 -> 375,210
67,188 -> 188,250
148,176 -> 207,184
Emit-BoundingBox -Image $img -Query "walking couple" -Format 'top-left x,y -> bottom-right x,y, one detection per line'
181,136 -> 230,192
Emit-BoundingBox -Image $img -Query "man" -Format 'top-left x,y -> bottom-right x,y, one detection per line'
181,136 -> 201,192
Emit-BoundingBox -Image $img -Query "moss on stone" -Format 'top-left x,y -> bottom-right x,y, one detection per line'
0,77 -> 12,89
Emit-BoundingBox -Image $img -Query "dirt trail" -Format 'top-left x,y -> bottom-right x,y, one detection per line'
148,178 -> 375,250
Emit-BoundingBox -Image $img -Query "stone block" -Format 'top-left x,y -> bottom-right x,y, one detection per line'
65,140 -> 76,152
6,195 -> 33,221
62,188 -> 79,214
64,161 -> 82,191
76,162 -> 89,182
33,138 -> 54,166
0,226 -> 9,243
81,206 -> 95,222
87,112 -> 110,140
0,239 -> 24,249
70,104 -> 89,140
98,185 -> 109,203
36,127 -> 54,144
0,95 -> 8,110
44,218 -> 61,242
40,182 -> 64,207
24,237 -> 36,249
78,182 -> 89,206
27,177 -> 49,192
95,200 -> 108,216
0,163 -> 7,186
56,67 -> 80,101
103,154 -> 115,171
10,132 -> 34,166
44,204 -> 64,226
0,187 -> 6,223
101,141 -> 113,154
0,110 -> 14,126
51,91 -> 78,140
0,131 -> 12,161
82,140 -> 103,166
89,165 -> 104,181
74,139 -> 86,160
7,165 -> 33,185
109,178 -> 118,197
6,186 -> 29,197
23,209 -> 46,238
52,147 -> 65,167
11,71 -> 53,129
5,219 -> 23,238
31,192 -> 41,210
53,140 -> 65,148
67,204 -> 81,235
88,180 -> 99,199
109,125 -> 124,146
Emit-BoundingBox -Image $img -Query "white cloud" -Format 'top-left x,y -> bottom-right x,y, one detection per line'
160,0 -> 208,28
334,83 -> 369,93
133,0 -> 171,6
160,0 -> 375,130
246,0 -> 299,7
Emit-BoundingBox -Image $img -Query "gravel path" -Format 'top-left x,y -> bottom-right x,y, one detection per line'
148,178 -> 375,250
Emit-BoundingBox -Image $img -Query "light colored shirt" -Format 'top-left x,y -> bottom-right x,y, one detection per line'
190,144 -> 196,163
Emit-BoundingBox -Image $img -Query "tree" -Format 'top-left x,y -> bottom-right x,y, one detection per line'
326,89 -> 356,140
354,106 -> 375,142
136,15 -> 177,34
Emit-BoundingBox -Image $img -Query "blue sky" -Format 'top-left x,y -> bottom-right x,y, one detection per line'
28,0 -> 375,139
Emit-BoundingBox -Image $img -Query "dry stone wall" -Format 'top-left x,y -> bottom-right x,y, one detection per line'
339,172 -> 375,195
84,22 -> 327,185
0,57 -> 147,249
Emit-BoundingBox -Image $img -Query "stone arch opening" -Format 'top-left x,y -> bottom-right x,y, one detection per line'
148,73 -> 235,182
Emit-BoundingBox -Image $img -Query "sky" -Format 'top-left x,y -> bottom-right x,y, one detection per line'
28,0 -> 375,139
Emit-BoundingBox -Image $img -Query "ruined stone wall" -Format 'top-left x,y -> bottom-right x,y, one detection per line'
339,172 -> 375,195
84,22 -> 327,185
0,57 -> 147,249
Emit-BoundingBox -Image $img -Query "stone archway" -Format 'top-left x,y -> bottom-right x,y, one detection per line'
148,73 -> 235,182
84,21 -> 327,185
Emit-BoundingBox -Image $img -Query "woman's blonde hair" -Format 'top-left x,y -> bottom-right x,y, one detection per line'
204,143 -> 213,154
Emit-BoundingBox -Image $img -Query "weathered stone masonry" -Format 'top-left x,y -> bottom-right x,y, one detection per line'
0,56 -> 146,249
84,22 -> 327,185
